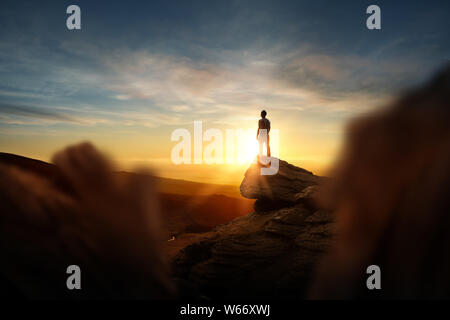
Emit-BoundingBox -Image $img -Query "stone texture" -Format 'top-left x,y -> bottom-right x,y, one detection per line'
240,158 -> 322,202
173,159 -> 335,299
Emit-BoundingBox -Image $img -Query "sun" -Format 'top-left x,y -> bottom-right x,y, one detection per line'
236,134 -> 259,164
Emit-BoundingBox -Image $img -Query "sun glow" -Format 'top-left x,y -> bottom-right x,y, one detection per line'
170,122 -> 278,168
236,135 -> 259,164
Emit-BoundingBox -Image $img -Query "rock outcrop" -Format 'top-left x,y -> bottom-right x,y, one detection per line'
240,158 -> 323,203
173,159 -> 334,299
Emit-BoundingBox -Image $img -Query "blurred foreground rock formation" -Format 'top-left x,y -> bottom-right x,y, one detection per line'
310,64 -> 450,299
0,143 -> 174,299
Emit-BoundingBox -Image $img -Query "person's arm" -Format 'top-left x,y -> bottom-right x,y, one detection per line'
267,119 -> 271,133
257,119 -> 261,139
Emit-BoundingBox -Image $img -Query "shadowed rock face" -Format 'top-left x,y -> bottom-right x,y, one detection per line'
240,159 -> 322,203
173,160 -> 334,299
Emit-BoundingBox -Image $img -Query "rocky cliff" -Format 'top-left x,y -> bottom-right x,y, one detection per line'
173,159 -> 335,299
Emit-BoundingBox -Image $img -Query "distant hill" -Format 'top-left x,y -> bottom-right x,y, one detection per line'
0,152 -> 54,176
124,173 -> 242,199
0,152 -> 241,198
0,152 -> 254,238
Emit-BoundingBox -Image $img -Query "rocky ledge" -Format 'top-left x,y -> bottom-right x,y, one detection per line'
173,159 -> 335,299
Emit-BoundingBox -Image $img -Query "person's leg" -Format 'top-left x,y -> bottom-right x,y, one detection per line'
267,134 -> 271,157
258,134 -> 263,156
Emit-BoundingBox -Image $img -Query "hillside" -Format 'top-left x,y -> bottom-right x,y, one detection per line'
0,152 -> 254,239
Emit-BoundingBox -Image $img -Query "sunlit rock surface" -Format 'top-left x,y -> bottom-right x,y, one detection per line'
240,158 -> 323,203
173,159 -> 334,299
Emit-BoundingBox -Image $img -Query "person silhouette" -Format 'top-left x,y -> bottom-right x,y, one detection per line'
257,110 -> 271,158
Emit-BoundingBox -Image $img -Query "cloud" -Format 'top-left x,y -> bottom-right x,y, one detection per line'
0,103 -> 79,122
272,52 -> 425,100
100,51 -> 227,101
0,103 -> 110,125
97,45 -> 424,112
0,26 -> 441,130
0,42 -> 415,131
171,105 -> 191,112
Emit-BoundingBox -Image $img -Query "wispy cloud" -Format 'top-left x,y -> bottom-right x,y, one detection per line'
0,0 -> 448,131
0,40 -> 434,130
0,103 -> 79,122
65,47 -> 405,120
0,103 -> 111,125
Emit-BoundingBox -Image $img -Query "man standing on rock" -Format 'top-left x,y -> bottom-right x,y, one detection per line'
257,110 -> 271,158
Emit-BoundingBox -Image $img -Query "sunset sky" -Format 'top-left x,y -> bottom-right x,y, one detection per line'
1,0 -> 449,184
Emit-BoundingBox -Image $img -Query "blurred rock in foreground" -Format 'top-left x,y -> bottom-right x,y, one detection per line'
310,64 -> 450,299
0,143 -> 174,299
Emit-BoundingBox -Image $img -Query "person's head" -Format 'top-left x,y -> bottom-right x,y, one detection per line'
261,110 -> 267,118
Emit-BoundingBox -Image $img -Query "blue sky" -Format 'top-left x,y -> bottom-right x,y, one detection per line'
0,0 -> 449,181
